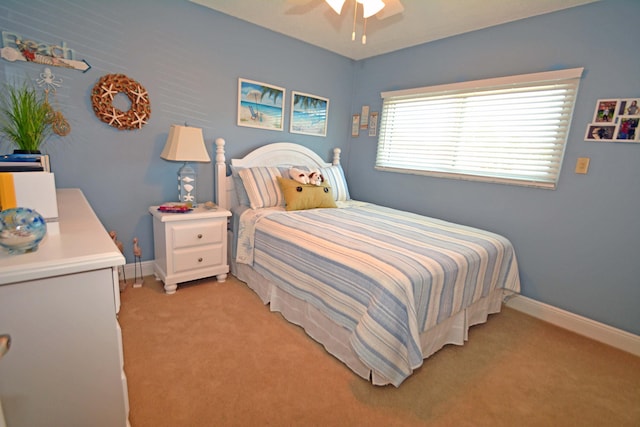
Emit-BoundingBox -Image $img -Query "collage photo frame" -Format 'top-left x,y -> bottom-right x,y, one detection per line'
585,98 -> 640,143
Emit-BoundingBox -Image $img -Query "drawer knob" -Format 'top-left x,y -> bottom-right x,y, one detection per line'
197,234 -> 203,239
198,257 -> 203,263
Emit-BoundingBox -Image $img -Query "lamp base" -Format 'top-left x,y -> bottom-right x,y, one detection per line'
177,162 -> 197,207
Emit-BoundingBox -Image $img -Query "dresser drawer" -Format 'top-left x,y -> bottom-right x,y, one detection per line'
172,245 -> 224,273
170,220 -> 224,249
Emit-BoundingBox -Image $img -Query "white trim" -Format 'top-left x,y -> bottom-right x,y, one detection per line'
506,295 -> 640,357
381,67 -> 584,99
118,260 -> 155,284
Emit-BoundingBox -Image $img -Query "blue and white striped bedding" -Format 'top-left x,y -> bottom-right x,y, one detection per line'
236,202 -> 520,386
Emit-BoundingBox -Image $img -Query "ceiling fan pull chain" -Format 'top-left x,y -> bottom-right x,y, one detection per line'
362,17 -> 367,44
352,1 -> 358,41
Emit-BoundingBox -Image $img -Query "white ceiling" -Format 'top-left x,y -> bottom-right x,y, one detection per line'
190,0 -> 598,60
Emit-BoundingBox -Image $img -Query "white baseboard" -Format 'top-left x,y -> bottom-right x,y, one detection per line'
117,260 -> 155,283
506,295 -> 640,357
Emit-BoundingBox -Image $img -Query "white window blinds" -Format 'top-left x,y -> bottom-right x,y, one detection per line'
376,68 -> 584,189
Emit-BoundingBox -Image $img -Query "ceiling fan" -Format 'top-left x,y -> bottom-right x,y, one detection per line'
325,0 -> 405,44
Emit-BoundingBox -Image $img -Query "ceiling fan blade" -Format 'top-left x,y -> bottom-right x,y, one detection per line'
375,0 -> 404,19
325,0 -> 346,14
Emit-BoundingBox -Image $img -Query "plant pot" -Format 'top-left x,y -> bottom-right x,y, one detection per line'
13,150 -> 42,155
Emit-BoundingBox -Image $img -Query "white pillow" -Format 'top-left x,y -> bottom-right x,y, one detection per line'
238,167 -> 286,209
319,165 -> 350,201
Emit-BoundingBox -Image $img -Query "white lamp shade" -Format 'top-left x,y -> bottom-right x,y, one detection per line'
160,125 -> 210,163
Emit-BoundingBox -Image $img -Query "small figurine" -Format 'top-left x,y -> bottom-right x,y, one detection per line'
133,237 -> 143,288
110,230 -> 127,290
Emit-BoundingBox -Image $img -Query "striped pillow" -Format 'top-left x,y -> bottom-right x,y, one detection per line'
238,167 -> 286,209
319,165 -> 350,201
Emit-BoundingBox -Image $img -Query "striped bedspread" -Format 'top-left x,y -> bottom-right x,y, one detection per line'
237,202 -> 520,386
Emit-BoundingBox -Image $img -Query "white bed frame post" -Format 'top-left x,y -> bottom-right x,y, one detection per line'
332,148 -> 341,166
215,138 -> 227,209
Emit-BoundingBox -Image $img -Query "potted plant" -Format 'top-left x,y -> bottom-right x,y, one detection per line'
0,82 -> 53,154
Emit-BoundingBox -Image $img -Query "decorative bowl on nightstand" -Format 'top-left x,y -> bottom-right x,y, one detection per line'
0,207 -> 47,254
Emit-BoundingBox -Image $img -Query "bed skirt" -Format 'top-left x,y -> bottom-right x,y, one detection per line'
233,259 -> 510,386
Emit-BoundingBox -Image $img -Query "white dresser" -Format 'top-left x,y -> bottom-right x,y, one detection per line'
0,189 -> 129,427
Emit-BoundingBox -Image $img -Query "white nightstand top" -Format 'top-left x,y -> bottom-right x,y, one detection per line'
148,205 -> 231,222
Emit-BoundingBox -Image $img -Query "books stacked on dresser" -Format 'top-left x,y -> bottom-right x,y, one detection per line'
0,153 -> 50,172
0,153 -> 58,221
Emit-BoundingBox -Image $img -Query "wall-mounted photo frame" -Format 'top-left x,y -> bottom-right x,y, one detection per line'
351,114 -> 360,137
618,98 -> 640,117
585,124 -> 615,141
368,111 -> 379,137
585,98 -> 640,143
593,99 -> 618,123
237,78 -> 285,131
290,91 -> 329,137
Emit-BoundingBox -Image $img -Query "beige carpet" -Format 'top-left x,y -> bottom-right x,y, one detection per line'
119,275 -> 640,427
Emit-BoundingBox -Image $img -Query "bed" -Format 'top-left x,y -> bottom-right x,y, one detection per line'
214,138 -> 521,387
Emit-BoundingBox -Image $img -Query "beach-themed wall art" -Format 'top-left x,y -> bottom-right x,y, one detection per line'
290,91 -> 329,137
585,98 -> 640,143
237,78 -> 285,131
91,74 -> 151,130
0,30 -> 91,72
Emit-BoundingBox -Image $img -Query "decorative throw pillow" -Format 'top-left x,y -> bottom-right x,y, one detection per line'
230,165 -> 251,207
318,164 -> 350,201
238,167 -> 286,209
277,177 -> 337,211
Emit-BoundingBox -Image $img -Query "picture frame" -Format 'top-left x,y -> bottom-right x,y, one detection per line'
618,98 -> 640,117
351,114 -> 360,137
237,78 -> 285,131
585,98 -> 640,143
368,112 -> 379,137
592,99 -> 618,123
585,124 -> 615,141
614,117 -> 639,141
290,91 -> 329,137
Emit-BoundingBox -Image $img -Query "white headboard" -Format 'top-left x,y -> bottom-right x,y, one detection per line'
214,138 -> 342,211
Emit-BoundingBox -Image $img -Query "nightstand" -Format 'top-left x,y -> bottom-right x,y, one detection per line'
149,205 -> 231,294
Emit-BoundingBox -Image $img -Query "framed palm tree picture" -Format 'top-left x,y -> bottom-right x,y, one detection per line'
290,91 -> 329,137
237,78 -> 285,131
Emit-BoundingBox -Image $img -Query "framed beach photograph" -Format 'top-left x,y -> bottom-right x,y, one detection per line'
290,91 -> 329,137
237,78 -> 285,131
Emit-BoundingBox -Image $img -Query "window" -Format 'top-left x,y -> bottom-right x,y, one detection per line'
376,68 -> 584,189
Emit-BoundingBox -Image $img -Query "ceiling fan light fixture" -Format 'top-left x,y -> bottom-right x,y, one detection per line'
358,0 -> 385,19
326,0 -> 346,14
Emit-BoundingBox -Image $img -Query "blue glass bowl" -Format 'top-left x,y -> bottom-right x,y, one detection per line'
0,208 -> 47,254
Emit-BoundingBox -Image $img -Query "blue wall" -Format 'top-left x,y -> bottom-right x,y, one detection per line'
0,0 -> 354,264
1,0 -> 638,335
347,0 -> 640,335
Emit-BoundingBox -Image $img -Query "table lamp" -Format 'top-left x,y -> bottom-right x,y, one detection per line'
160,124 -> 210,207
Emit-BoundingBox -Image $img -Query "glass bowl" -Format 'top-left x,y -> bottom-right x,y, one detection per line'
0,207 -> 47,254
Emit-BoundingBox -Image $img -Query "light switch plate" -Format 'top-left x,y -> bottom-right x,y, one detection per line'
575,157 -> 590,174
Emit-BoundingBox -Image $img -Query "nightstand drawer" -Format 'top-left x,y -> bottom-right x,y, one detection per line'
173,245 -> 224,273
170,221 -> 224,249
